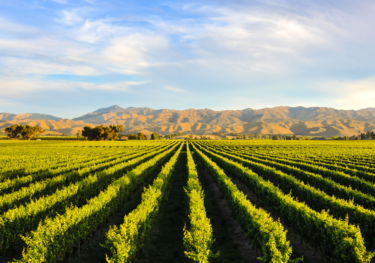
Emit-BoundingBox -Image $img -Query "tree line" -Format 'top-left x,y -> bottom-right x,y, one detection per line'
5,124 -> 374,141
82,125 -> 124,141
5,124 -> 45,140
125,132 -> 160,140
3,124 -> 163,141
360,131 -> 375,140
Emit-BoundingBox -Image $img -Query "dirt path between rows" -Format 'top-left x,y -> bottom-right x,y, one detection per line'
228,173 -> 324,263
137,153 -> 192,263
196,158 -> 257,262
70,163 -> 165,263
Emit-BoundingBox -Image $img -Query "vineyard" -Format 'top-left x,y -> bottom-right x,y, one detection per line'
0,140 -> 375,263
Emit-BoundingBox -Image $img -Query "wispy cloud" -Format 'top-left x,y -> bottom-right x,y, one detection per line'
73,81 -> 146,92
0,76 -> 145,98
164,86 -> 188,93
1,0 -> 375,114
55,9 -> 85,25
51,0 -> 68,4
314,77 -> 375,109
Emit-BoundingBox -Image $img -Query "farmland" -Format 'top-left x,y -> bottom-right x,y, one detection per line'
1,140 -> 375,263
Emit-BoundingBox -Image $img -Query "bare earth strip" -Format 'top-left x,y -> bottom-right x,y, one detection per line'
228,173 -> 324,263
196,158 -> 257,262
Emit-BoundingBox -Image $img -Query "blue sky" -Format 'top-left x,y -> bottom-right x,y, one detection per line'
1,0 -> 375,118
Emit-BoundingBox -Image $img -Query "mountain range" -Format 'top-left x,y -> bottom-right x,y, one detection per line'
1,105 -> 375,136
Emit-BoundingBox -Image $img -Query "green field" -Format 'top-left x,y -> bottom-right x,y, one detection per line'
1,140 -> 375,263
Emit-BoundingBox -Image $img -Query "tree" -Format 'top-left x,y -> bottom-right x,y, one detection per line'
125,134 -> 138,140
293,135 -> 297,140
22,125 -> 45,140
361,131 -> 375,140
82,125 -> 123,141
5,124 -> 45,140
117,125 -> 124,133
5,124 -> 25,138
151,132 -> 159,140
82,126 -> 93,140
77,130 -> 81,139
138,133 -> 148,140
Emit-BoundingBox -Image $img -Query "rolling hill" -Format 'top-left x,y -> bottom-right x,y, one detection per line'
1,105 -> 375,136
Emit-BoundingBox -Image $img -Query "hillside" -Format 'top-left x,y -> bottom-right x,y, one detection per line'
1,105 -> 375,136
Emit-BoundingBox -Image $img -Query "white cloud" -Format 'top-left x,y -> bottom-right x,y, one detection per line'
0,35 -> 92,60
0,16 -> 170,78
0,77 -> 74,97
316,77 -> 375,95
164,86 -> 188,93
101,33 -> 169,73
56,9 -> 84,25
0,2 -> 350,81
1,1 -> 375,112
138,4 -> 341,77
75,81 -> 146,91
0,17 -> 40,35
51,0 -> 68,4
0,98 -> 16,107
314,77 -> 375,110
77,19 -> 118,43
2,58 -> 99,76
0,76 -> 145,98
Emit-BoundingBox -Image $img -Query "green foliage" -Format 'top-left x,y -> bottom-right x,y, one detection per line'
125,132 -> 149,140
82,124 -> 124,140
203,144 -> 375,246
13,142 -> 181,262
361,131 -> 375,140
183,143 -> 219,262
5,124 -> 24,138
191,143 -> 295,263
5,124 -> 45,140
151,132 -> 159,140
2,138 -> 375,262
138,132 -> 148,140
195,142 -> 374,263
104,143 -> 184,263
0,142 -> 178,254
22,125 -> 45,140
0,144 -> 167,215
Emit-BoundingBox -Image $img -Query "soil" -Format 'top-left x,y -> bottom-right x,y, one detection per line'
228,174 -> 324,263
194,151 -> 247,263
70,160 -> 165,263
195,157 -> 257,262
136,151 -> 191,263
